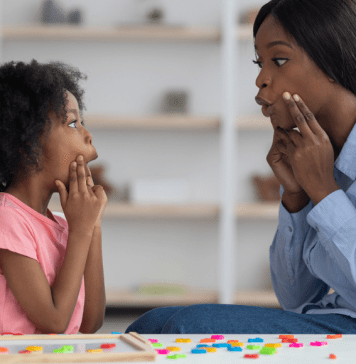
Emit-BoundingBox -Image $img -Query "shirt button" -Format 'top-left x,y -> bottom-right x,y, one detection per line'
289,227 -> 292,232
316,227 -> 319,232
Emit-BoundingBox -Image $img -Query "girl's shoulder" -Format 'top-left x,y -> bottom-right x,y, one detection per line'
50,211 -> 68,230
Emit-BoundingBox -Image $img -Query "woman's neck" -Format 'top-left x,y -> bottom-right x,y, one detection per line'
317,89 -> 356,160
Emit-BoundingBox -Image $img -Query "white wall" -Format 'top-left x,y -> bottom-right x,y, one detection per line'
2,0 -> 277,292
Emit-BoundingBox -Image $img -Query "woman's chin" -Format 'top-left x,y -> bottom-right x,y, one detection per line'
271,114 -> 296,131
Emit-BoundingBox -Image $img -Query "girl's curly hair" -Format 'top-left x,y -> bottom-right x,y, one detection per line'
0,59 -> 87,192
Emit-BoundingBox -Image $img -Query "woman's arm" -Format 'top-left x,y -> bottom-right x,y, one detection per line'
269,185 -> 330,311
303,188 -> 356,310
79,225 -> 106,334
282,190 -> 310,214
0,228 -> 93,334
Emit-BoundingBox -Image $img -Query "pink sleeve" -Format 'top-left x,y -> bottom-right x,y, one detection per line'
0,209 -> 37,263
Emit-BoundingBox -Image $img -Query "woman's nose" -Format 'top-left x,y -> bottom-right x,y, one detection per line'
255,68 -> 271,90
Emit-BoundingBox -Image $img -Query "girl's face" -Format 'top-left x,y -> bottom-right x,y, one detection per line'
254,15 -> 333,132
46,90 -> 98,193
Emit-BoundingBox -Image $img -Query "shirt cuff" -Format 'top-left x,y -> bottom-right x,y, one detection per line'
278,197 -> 313,234
307,189 -> 356,243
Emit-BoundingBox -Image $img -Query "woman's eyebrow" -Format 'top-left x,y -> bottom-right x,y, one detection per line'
254,40 -> 294,51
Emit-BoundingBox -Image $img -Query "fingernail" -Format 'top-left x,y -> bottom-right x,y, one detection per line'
293,94 -> 300,102
283,92 -> 291,100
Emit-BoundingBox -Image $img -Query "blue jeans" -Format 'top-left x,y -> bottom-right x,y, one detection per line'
125,304 -> 356,334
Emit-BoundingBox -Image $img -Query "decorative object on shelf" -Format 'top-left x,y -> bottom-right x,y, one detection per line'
251,173 -> 280,202
90,164 -> 114,195
137,0 -> 165,24
238,6 -> 260,25
67,9 -> 82,25
133,282 -> 189,296
110,184 -> 130,203
132,179 -> 189,204
41,0 -> 83,25
41,0 -> 66,24
90,164 -> 130,203
147,8 -> 164,23
163,91 -> 188,114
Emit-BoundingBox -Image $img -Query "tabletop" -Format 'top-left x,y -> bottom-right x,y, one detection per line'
0,332 -> 351,363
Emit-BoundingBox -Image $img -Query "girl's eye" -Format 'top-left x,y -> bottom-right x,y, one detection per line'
252,58 -> 288,68
69,120 -> 85,129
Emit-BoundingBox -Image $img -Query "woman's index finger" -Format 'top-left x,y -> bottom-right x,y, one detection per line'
293,94 -> 323,136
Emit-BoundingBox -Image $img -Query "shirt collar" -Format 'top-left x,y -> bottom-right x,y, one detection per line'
335,122 -> 356,180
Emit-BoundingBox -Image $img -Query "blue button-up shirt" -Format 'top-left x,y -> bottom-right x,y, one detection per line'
271,122 -> 356,317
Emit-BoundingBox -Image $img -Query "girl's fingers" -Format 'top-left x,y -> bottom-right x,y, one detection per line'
55,180 -> 67,208
76,155 -> 88,193
69,160 -> 79,195
85,164 -> 94,187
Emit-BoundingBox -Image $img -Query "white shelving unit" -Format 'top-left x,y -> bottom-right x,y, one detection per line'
0,1 -> 281,309
2,23 -> 253,41
219,0 -> 237,305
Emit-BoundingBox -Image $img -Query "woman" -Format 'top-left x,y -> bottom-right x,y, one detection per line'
126,0 -> 356,334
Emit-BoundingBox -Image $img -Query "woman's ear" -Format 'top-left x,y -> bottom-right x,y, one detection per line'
329,77 -> 335,83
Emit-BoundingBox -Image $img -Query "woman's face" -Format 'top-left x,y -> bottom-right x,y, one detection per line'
254,14 -> 333,132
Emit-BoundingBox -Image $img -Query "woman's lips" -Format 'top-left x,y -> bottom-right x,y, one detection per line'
262,105 -> 273,117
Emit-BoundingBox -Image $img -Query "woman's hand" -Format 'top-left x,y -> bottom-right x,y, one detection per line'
267,125 -> 304,195
84,163 -> 107,228
276,92 -> 339,205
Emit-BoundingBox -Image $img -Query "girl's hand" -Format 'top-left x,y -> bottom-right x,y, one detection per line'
84,163 -> 107,228
267,123 -> 304,195
276,93 -> 338,204
55,155 -> 104,235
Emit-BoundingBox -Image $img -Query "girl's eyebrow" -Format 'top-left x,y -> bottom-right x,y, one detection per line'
254,40 -> 294,51
67,109 -> 79,115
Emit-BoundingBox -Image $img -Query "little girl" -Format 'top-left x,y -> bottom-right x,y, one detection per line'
0,59 -> 107,334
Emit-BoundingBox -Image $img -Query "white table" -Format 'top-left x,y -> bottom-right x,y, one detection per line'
0,333 -> 351,363
136,333 -> 352,363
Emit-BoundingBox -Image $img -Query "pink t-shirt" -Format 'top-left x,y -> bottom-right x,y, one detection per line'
0,192 -> 85,334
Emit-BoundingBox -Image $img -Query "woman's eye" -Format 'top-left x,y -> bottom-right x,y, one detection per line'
252,60 -> 262,69
252,58 -> 288,68
274,58 -> 288,66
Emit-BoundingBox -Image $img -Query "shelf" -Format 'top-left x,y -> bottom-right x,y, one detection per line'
2,24 -> 253,42
237,24 -> 254,41
83,114 -> 270,131
49,200 -> 279,220
49,200 -> 220,220
236,202 -> 279,219
105,289 -> 281,308
237,115 -> 271,130
85,114 -> 220,131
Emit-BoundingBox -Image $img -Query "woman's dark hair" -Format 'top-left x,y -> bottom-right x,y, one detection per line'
0,59 -> 87,192
253,0 -> 356,95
